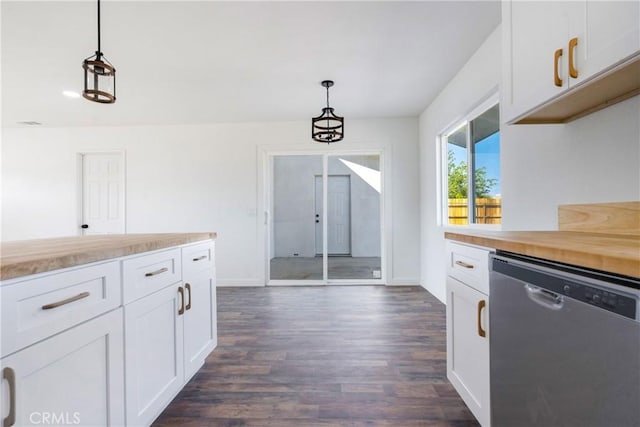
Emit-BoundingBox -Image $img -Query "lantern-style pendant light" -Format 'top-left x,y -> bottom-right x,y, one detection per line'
312,80 -> 344,143
83,0 -> 116,103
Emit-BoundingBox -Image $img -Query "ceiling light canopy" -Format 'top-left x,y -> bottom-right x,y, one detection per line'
312,80 -> 344,144
83,0 -> 116,104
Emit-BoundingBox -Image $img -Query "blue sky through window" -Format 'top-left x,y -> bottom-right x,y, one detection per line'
449,131 -> 501,196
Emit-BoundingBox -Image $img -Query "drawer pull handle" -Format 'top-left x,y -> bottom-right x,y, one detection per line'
41,291 -> 90,310
3,367 -> 16,427
178,287 -> 185,315
145,267 -> 168,277
554,48 -> 563,87
185,283 -> 192,311
569,37 -> 578,78
477,300 -> 487,338
455,260 -> 475,269
192,255 -> 207,262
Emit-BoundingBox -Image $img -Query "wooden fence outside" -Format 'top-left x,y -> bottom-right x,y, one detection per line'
448,197 -> 502,225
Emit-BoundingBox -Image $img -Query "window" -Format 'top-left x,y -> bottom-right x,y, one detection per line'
442,101 -> 500,226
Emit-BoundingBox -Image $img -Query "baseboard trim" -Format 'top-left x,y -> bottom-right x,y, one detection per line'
217,279 -> 265,287
388,278 -> 420,286
217,279 -> 420,287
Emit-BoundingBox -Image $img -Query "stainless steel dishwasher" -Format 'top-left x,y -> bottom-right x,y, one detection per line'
489,252 -> 640,427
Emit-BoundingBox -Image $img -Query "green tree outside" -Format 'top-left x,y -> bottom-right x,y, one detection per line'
447,150 -> 497,198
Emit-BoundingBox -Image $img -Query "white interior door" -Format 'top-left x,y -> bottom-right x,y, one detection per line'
81,153 -> 125,235
315,175 -> 351,256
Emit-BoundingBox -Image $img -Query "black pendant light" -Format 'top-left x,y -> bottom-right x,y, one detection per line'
312,80 -> 344,143
83,0 -> 116,104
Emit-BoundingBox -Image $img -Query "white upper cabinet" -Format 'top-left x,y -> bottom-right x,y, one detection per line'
503,1 -> 576,121
573,1 -> 639,85
503,0 -> 640,125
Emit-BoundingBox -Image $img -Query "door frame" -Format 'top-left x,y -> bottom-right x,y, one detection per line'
76,150 -> 127,236
261,147 -> 389,286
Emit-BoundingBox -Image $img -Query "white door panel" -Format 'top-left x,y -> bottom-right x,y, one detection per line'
315,175 -> 351,255
81,153 -> 125,235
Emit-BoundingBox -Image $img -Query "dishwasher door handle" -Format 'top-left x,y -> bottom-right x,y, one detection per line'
525,284 -> 564,310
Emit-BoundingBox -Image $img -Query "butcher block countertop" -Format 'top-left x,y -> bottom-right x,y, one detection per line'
0,233 -> 217,281
445,230 -> 640,279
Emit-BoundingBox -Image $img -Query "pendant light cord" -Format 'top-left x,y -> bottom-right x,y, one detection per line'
97,0 -> 101,56
326,85 -> 330,110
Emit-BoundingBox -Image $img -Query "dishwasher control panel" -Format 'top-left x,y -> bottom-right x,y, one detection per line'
492,254 -> 639,320
561,281 -> 636,319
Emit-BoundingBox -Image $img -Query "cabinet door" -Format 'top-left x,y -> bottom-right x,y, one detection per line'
183,272 -> 217,380
503,1 -> 578,122
572,0 -> 640,84
0,309 -> 125,426
446,276 -> 490,427
124,284 -> 184,427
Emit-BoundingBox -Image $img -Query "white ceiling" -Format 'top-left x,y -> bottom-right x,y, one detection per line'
1,1 -> 500,128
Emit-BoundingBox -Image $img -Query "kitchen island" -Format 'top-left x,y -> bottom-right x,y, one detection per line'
0,232 -> 217,280
0,233 -> 217,427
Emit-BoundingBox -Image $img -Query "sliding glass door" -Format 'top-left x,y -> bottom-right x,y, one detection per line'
268,152 -> 383,284
270,155 -> 324,281
326,154 -> 381,281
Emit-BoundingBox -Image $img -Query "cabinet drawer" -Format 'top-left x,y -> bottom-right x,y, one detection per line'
446,241 -> 492,294
122,248 -> 181,304
182,241 -> 214,277
1,261 -> 121,357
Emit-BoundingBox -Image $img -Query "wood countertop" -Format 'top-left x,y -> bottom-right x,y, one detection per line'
445,230 -> 640,279
0,233 -> 217,281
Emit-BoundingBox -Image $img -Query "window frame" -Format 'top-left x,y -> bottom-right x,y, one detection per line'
438,93 -> 501,230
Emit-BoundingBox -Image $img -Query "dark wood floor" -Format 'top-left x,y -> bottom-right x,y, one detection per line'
154,286 -> 478,427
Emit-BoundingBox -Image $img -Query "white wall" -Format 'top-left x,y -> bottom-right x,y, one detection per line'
419,25 -> 640,302
501,99 -> 640,229
1,117 -> 420,286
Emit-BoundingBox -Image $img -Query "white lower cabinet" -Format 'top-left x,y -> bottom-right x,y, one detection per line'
183,272 -> 217,380
1,308 -> 125,426
0,239 -> 217,427
124,283 -> 185,427
446,241 -> 491,427
124,241 -> 217,426
446,276 -> 490,426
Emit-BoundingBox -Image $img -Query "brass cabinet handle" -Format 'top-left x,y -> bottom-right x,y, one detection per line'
145,267 -> 168,277
554,48 -> 563,87
455,260 -> 475,269
41,291 -> 90,310
178,287 -> 185,315
3,367 -> 16,427
477,300 -> 487,338
569,37 -> 578,78
192,255 -> 207,262
185,283 -> 192,311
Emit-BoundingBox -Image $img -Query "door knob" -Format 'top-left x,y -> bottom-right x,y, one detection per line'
81,224 -> 89,229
